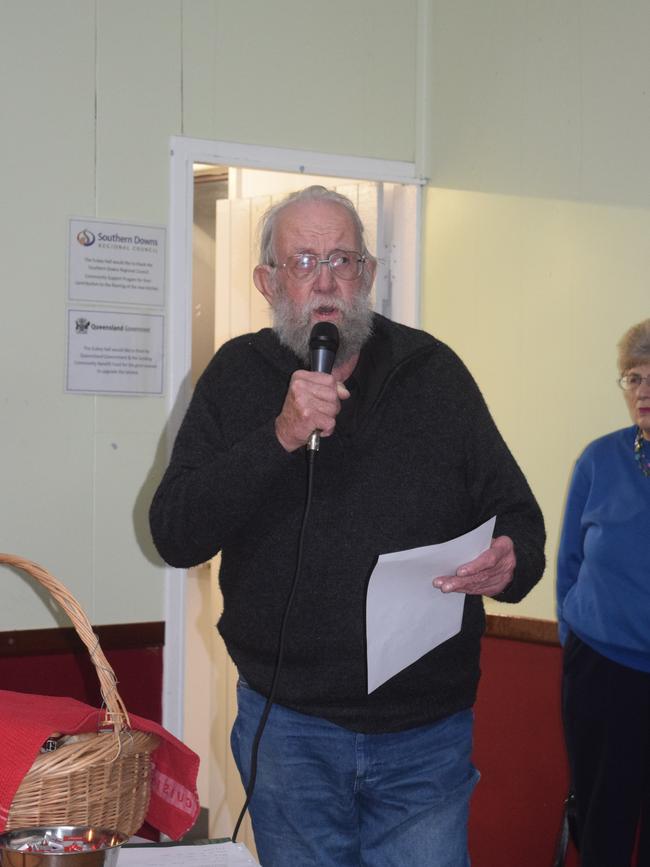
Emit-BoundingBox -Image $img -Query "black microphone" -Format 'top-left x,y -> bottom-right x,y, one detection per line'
307,322 -> 339,451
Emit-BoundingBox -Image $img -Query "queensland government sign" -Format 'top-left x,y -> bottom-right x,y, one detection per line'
66,308 -> 164,396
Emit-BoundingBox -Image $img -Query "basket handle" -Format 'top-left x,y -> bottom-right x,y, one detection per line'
0,553 -> 131,730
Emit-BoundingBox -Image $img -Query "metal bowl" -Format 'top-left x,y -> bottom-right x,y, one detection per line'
0,826 -> 127,866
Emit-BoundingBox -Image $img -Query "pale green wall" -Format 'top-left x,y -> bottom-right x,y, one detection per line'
0,0 -> 184,627
0,0 -> 418,629
187,0 -> 417,158
421,1 -> 650,620
1,0 -> 648,629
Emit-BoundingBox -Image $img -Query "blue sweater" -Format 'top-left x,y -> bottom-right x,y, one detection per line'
557,426 -> 650,672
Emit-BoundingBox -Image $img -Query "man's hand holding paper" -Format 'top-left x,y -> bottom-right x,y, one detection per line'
432,535 -> 516,597
366,516 -> 498,693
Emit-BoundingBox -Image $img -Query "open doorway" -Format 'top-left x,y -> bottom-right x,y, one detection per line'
166,138 -> 424,848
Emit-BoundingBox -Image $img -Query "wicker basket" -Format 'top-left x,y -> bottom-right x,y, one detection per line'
0,554 -> 160,836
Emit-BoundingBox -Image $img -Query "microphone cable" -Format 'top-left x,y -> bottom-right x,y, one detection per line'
231,445 -> 318,842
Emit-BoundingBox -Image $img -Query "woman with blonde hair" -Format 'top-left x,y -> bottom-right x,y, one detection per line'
557,318 -> 650,866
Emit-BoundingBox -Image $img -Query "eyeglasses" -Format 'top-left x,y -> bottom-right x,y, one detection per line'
618,373 -> 650,391
275,250 -> 366,281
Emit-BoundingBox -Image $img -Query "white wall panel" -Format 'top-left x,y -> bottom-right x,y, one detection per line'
250,196 -> 273,333
228,199 -> 253,336
215,199 -> 233,348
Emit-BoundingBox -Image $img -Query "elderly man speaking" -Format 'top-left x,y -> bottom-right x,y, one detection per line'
150,185 -> 545,866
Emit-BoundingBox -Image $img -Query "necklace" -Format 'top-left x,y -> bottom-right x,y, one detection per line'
633,427 -> 650,477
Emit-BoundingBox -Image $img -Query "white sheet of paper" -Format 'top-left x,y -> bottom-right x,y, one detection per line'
120,841 -> 260,866
366,516 -> 496,693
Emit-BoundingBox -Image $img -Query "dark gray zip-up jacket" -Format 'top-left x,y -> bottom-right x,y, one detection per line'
150,314 -> 545,732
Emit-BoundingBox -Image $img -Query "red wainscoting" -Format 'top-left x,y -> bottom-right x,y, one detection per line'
0,623 -> 164,722
470,618 -> 579,867
0,622 -> 165,842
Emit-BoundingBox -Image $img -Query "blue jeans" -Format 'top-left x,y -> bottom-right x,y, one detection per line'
231,678 -> 479,866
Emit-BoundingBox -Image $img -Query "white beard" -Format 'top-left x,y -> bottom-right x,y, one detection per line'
271,289 -> 374,366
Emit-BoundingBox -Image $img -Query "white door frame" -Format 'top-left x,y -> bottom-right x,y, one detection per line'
163,135 -> 426,736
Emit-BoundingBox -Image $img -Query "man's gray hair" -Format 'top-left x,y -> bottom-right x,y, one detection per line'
258,185 -> 375,266
618,318 -> 650,372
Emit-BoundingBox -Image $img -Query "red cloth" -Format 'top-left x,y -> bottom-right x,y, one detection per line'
0,690 -> 200,839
